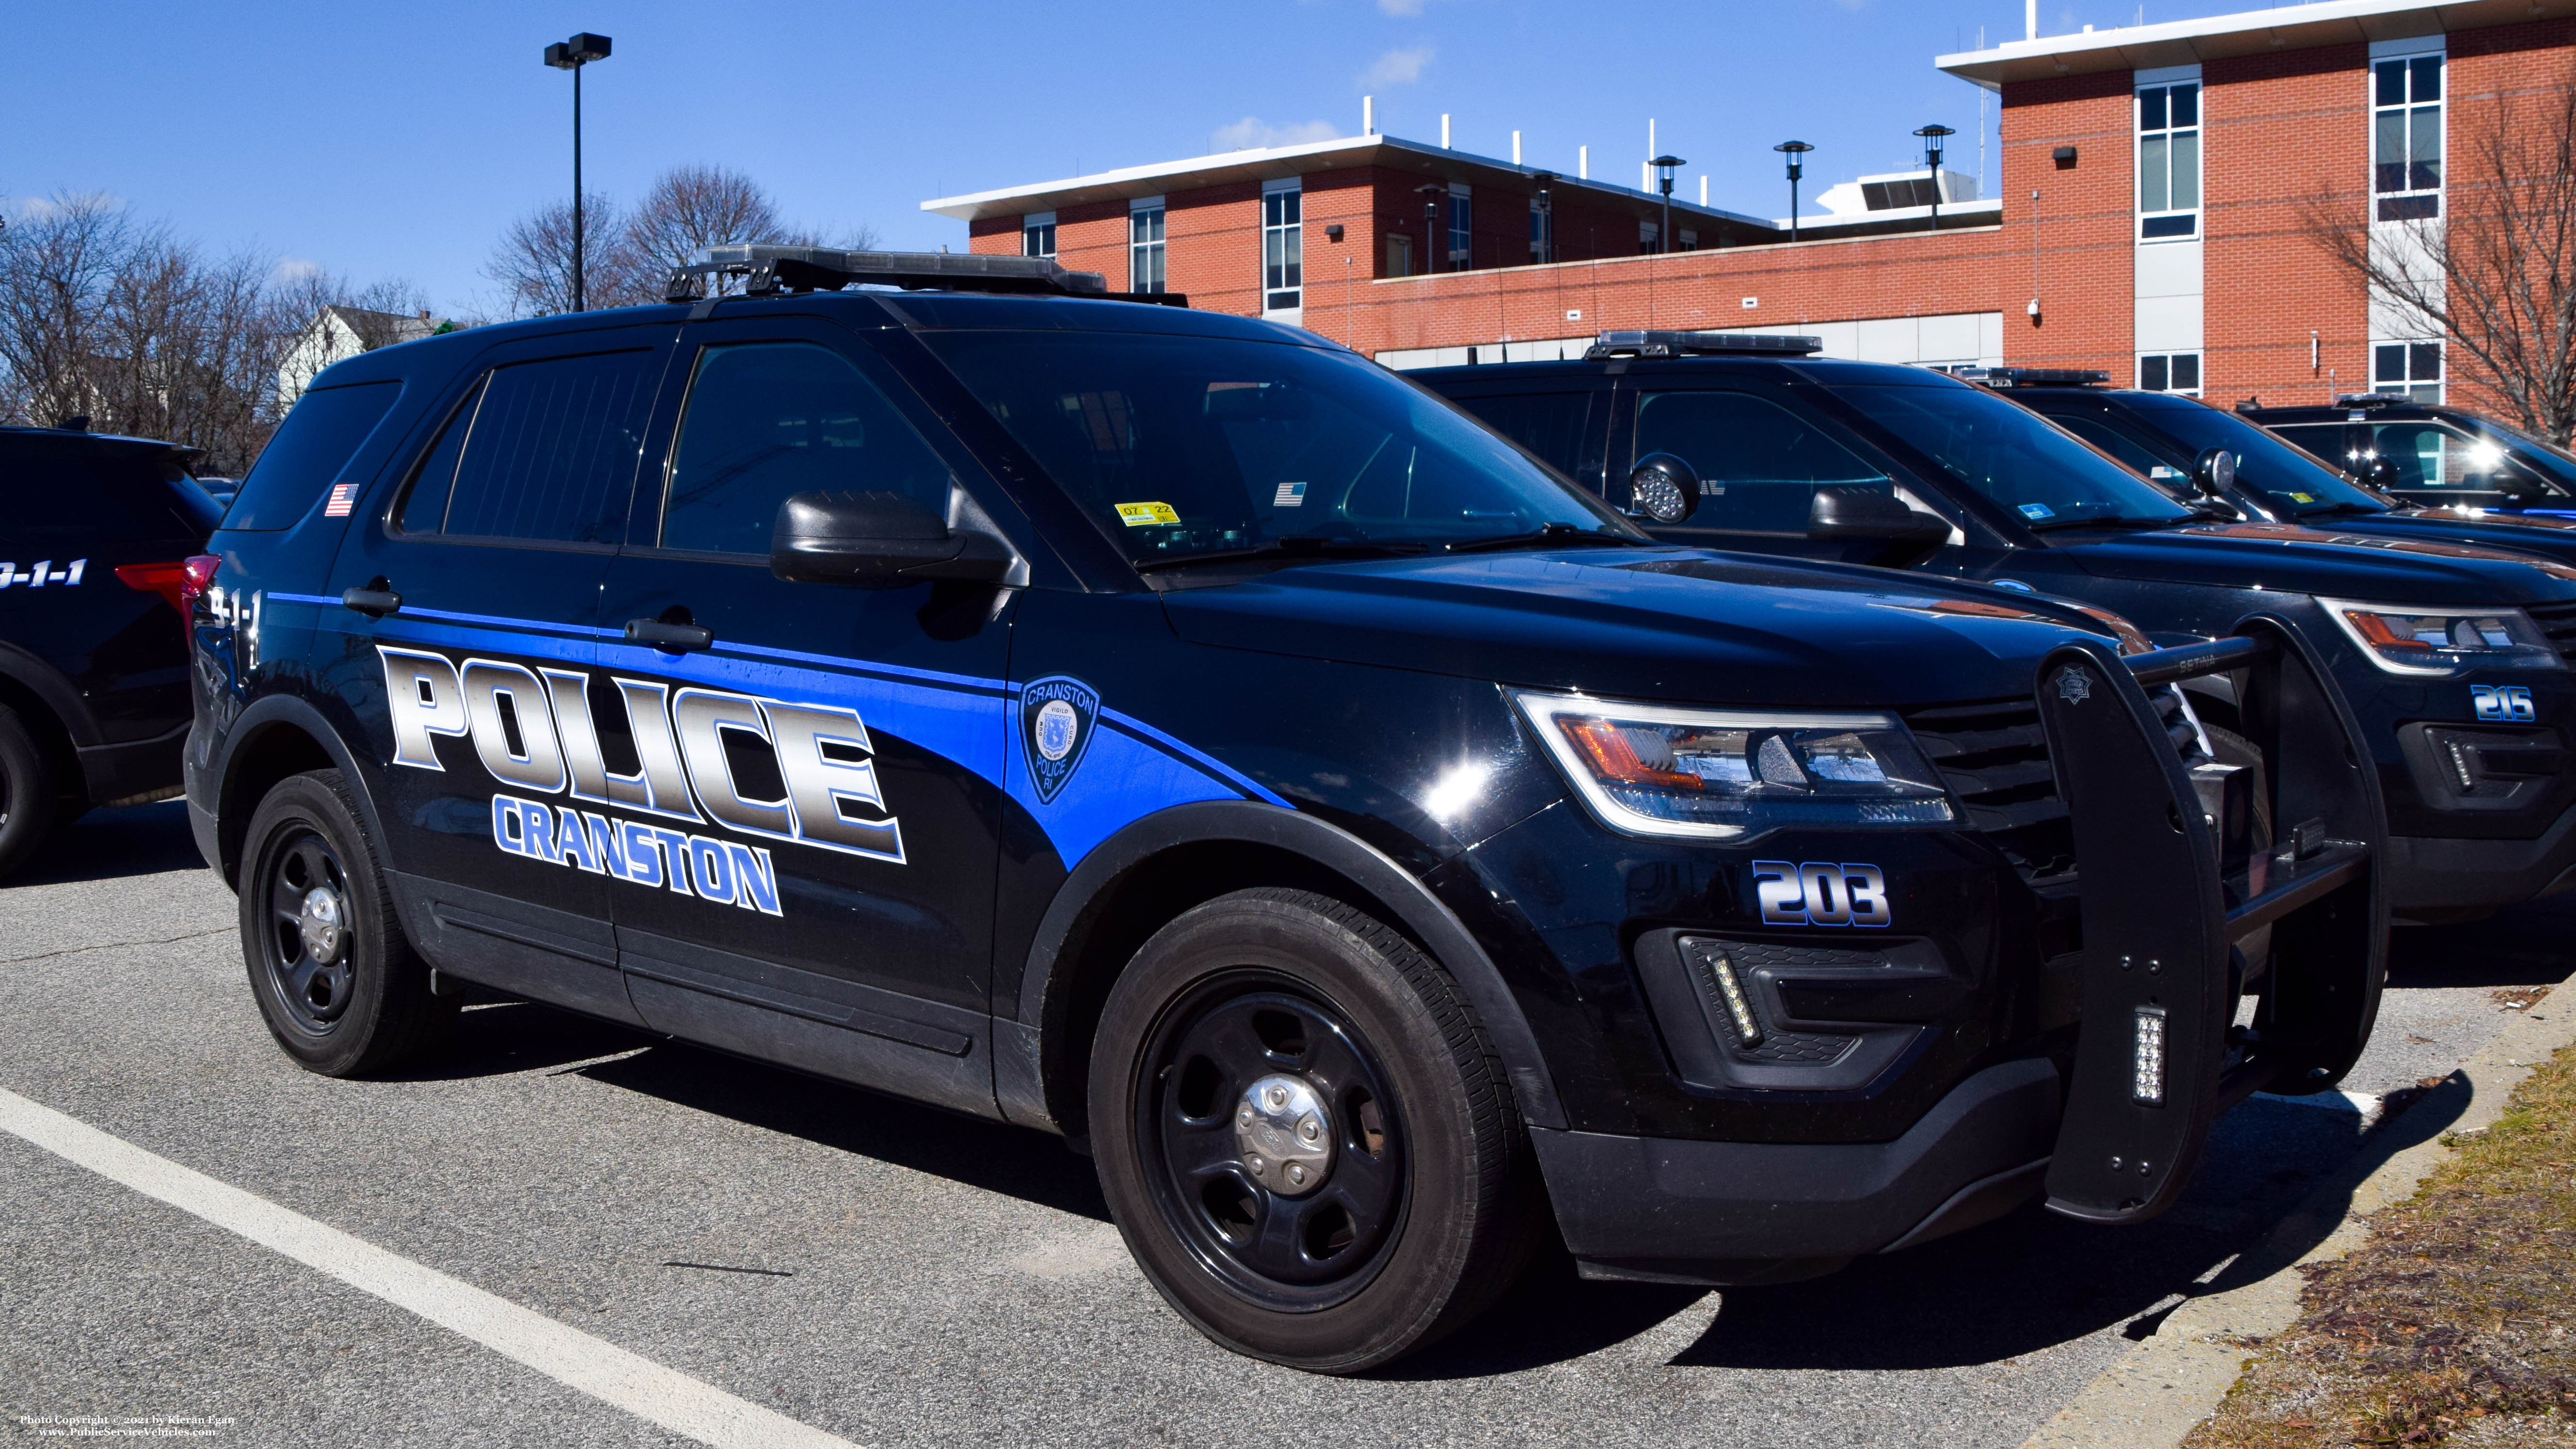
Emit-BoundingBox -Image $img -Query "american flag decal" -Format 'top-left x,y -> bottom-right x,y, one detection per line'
324,483 -> 359,517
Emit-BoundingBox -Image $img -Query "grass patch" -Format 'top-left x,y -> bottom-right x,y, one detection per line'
2187,1043 -> 2576,1447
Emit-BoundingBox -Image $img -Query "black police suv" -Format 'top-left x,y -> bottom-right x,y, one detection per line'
1973,368 -> 2576,573
0,423 -> 221,877
1417,332 -> 2576,923
189,250 -> 2382,1372
2244,392 -> 2576,516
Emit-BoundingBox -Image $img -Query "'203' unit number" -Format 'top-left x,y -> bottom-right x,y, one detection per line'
1753,861 -> 1893,928
2472,685 -> 2537,722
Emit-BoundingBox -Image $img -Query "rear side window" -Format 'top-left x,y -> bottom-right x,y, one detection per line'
1634,389 -> 1892,533
398,350 -> 658,546
1451,392 -> 1595,480
659,342 -> 951,555
225,381 -> 401,531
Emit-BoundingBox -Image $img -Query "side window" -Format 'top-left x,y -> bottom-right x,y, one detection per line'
398,350 -> 658,545
227,381 -> 402,531
1634,390 -> 1893,533
1452,393 -> 1596,481
660,342 -> 954,556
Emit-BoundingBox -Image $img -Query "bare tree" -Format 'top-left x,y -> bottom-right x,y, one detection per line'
483,190 -> 642,316
2305,68 -> 2576,445
621,164 -> 795,287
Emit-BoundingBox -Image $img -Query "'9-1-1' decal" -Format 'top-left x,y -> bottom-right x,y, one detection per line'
1753,861 -> 1892,928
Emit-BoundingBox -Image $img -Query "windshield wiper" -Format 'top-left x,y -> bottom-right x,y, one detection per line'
1132,537 -> 1420,573
2291,501 -> 2385,518
1442,522 -> 1655,553
2027,513 -> 2199,532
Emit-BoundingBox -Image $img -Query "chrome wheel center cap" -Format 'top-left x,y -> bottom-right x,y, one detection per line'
1236,1074 -> 1333,1196
299,887 -> 346,965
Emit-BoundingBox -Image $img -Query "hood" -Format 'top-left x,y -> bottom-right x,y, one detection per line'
1161,547 -> 2126,708
2059,522 -> 2576,605
2307,509 -> 2576,568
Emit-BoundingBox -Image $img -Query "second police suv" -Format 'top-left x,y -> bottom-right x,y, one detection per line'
190,250 -> 2383,1372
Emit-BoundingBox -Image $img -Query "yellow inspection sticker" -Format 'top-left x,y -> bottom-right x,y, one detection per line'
1116,501 -> 1181,527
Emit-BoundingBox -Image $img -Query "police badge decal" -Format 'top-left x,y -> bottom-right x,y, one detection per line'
1020,676 -> 1100,804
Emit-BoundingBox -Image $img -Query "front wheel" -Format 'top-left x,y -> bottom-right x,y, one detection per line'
239,770 -> 456,1076
1089,888 -> 1541,1372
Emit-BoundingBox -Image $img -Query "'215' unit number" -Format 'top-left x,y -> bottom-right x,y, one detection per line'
1753,861 -> 1893,928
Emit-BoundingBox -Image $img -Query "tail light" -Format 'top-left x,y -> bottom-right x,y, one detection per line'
113,555 -> 220,618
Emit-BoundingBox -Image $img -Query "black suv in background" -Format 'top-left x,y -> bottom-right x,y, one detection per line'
188,249 -> 2383,1371
1417,333 -> 2576,922
2244,393 -> 2576,515
1971,369 -> 2576,571
0,423 -> 221,876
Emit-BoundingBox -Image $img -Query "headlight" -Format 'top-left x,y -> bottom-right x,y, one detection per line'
2318,598 -> 2566,675
1515,692 -> 1955,840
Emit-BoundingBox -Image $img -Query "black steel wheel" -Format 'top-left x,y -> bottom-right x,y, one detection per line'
1137,975 -> 1408,1309
1091,887 -> 1543,1372
238,769 -> 456,1076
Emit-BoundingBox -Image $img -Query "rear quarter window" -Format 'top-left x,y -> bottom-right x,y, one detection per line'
0,437 -> 210,549
224,381 -> 402,531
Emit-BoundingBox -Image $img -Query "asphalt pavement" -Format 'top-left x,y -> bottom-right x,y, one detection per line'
2,800 -> 2563,1448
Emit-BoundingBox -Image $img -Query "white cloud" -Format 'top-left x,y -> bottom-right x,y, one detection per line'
1377,0 -> 1426,14
1360,44 -> 1434,86
1211,116 -> 1342,151
273,258 -> 323,282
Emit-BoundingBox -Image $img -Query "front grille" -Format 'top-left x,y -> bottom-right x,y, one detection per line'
1905,696 -> 2074,882
1906,684 -> 2203,886
2525,601 -> 2576,664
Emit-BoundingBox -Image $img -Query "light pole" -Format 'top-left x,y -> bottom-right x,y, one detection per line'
1531,171 -> 1554,264
1650,154 -> 1684,253
543,32 -> 612,311
1913,123 -> 1955,233
1773,141 -> 1813,243
1416,182 -> 1447,272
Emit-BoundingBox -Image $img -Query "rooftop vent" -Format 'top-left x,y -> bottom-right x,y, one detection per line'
664,245 -> 1188,307
1586,330 -> 1823,359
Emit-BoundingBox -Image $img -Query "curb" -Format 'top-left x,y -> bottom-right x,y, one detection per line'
2019,974 -> 2576,1449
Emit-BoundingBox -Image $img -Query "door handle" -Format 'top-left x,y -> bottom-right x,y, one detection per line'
625,616 -> 715,652
341,585 -> 402,616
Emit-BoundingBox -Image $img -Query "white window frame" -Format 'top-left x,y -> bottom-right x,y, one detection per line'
2138,351 -> 2203,396
1260,179 -> 1302,315
2136,73 -> 2202,242
1022,210 -> 1056,259
2371,39 -> 2444,224
2372,337 -> 2444,402
1128,196 -> 1165,295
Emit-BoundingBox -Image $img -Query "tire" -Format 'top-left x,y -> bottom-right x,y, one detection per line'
1089,887 -> 1542,1373
0,704 -> 64,881
238,769 -> 456,1076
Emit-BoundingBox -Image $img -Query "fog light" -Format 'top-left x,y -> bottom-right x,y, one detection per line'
1698,948 -> 1764,1047
2133,1006 -> 2168,1106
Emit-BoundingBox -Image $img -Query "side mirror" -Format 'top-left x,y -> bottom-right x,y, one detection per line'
1808,485 -> 1952,565
2191,447 -> 2237,497
1626,452 -> 1700,525
771,491 -> 1013,589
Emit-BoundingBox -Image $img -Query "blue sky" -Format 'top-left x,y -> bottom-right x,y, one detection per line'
6,0 -> 2269,314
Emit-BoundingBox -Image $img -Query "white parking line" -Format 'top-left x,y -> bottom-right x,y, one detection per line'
0,1086 -> 861,1449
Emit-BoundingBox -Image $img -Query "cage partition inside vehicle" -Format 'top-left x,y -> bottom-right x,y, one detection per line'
2036,625 -> 2384,1224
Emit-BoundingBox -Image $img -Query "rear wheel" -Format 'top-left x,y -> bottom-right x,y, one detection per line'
1090,888 -> 1541,1372
239,770 -> 456,1075
0,704 -> 63,881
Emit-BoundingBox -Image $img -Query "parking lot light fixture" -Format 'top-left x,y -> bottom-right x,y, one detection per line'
1774,141 -> 1814,243
1651,154 -> 1685,254
543,32 -> 612,312
1914,124 -> 1956,232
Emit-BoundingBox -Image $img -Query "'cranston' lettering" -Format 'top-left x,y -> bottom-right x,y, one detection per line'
490,792 -> 781,915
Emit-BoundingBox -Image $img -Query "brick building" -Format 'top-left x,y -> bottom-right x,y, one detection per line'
922,0 -> 2573,411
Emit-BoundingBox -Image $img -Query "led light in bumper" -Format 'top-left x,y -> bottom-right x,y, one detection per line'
2133,1006 -> 2168,1106
1516,692 -> 1954,840
1697,947 -> 1764,1046
2319,598 -> 2563,676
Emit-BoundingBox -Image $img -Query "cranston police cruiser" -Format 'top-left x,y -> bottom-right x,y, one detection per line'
188,248 -> 2384,1372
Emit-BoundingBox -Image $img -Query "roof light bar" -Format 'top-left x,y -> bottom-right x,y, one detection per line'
1959,366 -> 2111,387
1585,330 -> 1823,359
663,245 -> 1189,307
2334,392 -> 2411,408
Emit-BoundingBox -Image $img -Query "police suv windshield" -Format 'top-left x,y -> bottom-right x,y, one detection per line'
924,330 -> 1637,564
2465,415 -> 2576,494
1828,378 -> 2197,530
2122,393 -> 2393,517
